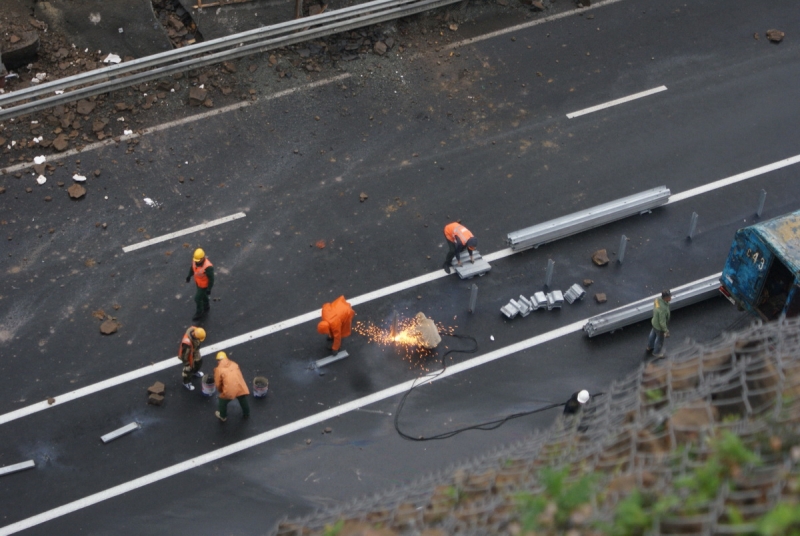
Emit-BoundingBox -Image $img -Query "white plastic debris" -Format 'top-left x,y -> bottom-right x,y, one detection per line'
31,120 -> 38,124
72,174 -> 87,182
118,28 -> 124,33
35,73 -> 47,81
55,90 -> 64,95
490,335 -> 494,341
117,117 -> 125,122
36,175 -> 47,185
199,84 -> 204,89
123,129 -> 133,136
143,198 -> 160,208
103,54 -> 121,64
34,155 -> 46,165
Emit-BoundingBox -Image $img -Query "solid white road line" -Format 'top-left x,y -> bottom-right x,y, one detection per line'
122,212 -> 246,253
1,152 -> 796,426
0,271 -> 722,535
566,86 -> 668,119
443,0 -> 628,50
667,153 -> 800,204
0,74 -> 352,175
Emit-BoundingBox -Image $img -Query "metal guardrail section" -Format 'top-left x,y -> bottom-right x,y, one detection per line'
583,273 -> 723,337
0,0 -> 461,121
506,187 -> 671,252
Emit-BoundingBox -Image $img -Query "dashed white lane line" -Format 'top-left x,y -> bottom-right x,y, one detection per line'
566,86 -> 668,119
443,0 -> 627,50
1,153 -> 797,427
122,212 -> 246,253
0,74 -> 352,175
0,271 -> 722,535
667,153 -> 800,204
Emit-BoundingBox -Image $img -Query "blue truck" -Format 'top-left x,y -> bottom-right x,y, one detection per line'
719,210 -> 800,321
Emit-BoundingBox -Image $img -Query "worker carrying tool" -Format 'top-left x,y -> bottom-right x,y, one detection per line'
213,352 -> 250,422
317,295 -> 355,353
178,326 -> 206,391
443,222 -> 477,274
185,248 -> 214,321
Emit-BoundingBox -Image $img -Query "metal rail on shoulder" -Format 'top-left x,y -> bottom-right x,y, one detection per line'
506,187 -> 671,252
0,0 -> 461,121
583,273 -> 722,338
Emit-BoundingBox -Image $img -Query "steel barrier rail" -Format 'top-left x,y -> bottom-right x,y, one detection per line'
0,0 -> 460,121
506,186 -> 671,252
583,273 -> 722,338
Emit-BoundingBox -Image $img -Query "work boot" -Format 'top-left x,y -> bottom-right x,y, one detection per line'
443,263 -> 451,274
184,383 -> 195,391
215,411 -> 227,422
192,312 -> 203,321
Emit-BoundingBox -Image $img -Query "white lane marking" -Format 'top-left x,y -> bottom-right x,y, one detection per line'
566,86 -> 668,119
0,320 -> 588,536
1,149 -> 795,426
667,153 -> 800,204
1,270 -> 721,534
122,212 -> 246,253
443,0 -> 627,50
0,74 -> 351,175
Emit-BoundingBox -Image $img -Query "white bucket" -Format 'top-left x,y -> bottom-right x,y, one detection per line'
201,375 -> 216,397
253,377 -> 269,398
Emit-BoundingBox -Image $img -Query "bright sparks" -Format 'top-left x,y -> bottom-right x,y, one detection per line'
354,314 -> 455,368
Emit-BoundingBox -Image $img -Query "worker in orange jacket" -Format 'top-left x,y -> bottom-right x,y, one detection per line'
214,352 -> 250,422
178,326 -> 206,391
443,222 -> 477,273
185,248 -> 214,321
317,295 -> 355,353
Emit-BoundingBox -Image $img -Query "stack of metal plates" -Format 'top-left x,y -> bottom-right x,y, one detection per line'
530,291 -> 547,310
546,290 -> 564,310
564,283 -> 587,304
451,250 -> 492,279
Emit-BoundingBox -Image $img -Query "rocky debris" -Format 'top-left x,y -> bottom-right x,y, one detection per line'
188,86 -> 208,106
152,0 -> 203,48
374,41 -> 388,55
595,293 -> 607,303
148,393 -> 165,405
583,279 -> 594,287
100,318 -> 121,335
323,427 -> 333,433
222,61 -> 237,73
592,249 -> 609,266
52,134 -> 69,152
359,192 -> 368,202
305,438 -> 312,444
47,397 -> 56,405
67,183 -> 86,199
531,0 -> 545,10
75,99 -> 96,115
148,381 -> 166,396
766,29 -> 784,43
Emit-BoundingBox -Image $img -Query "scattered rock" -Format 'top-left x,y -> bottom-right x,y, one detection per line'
583,279 -> 594,287
52,134 -> 69,151
448,23 -> 458,32
222,61 -> 237,73
33,163 -> 46,175
76,99 -> 96,115
202,98 -> 214,108
531,0 -> 545,9
100,318 -> 120,334
0,187 -> 5,195
305,438 -> 311,444
147,381 -> 166,396
323,427 -> 332,433
148,393 -> 165,406
188,86 -> 208,106
592,249 -> 609,266
92,309 -> 106,320
766,29 -> 784,43
47,397 -> 56,405
359,192 -> 368,202
44,196 -> 52,202
595,293 -> 607,303
315,240 -> 326,249
94,169 -> 101,177
67,183 -> 86,199
373,41 -> 387,55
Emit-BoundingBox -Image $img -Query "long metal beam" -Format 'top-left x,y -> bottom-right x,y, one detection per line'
0,0 -> 461,121
583,273 -> 722,337
506,187 -> 671,252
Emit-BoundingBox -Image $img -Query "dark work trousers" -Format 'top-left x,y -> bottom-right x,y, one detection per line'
182,357 -> 203,383
194,287 -> 210,315
444,240 -> 458,267
218,395 -> 250,418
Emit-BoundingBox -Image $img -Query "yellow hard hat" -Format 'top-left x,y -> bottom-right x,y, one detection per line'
193,248 -> 205,262
216,351 -> 227,361
193,327 -> 206,341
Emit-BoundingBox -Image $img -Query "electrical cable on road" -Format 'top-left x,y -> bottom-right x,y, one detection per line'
394,333 -> 564,441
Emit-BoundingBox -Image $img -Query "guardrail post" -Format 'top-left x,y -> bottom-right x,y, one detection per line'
756,190 -> 767,218
545,259 -> 555,288
618,235 -> 628,264
468,284 -> 478,313
687,212 -> 698,240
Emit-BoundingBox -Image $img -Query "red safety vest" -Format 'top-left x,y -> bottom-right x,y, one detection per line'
192,258 -> 213,288
444,223 -> 474,246
179,332 -> 196,367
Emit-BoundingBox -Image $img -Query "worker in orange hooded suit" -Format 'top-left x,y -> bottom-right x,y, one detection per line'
317,295 -> 355,353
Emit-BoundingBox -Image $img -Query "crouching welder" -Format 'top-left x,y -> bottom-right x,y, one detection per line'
186,248 -> 214,321
179,326 -> 206,391
317,295 -> 355,353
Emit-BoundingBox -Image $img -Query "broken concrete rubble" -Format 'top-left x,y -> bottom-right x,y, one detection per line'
592,249 -> 609,266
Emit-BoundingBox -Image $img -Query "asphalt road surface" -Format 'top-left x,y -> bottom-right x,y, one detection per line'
1,0 -> 799,534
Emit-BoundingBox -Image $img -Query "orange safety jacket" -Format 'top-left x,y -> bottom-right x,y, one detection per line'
317,296 -> 355,352
179,330 -> 198,367
192,258 -> 213,288
444,222 -> 474,247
